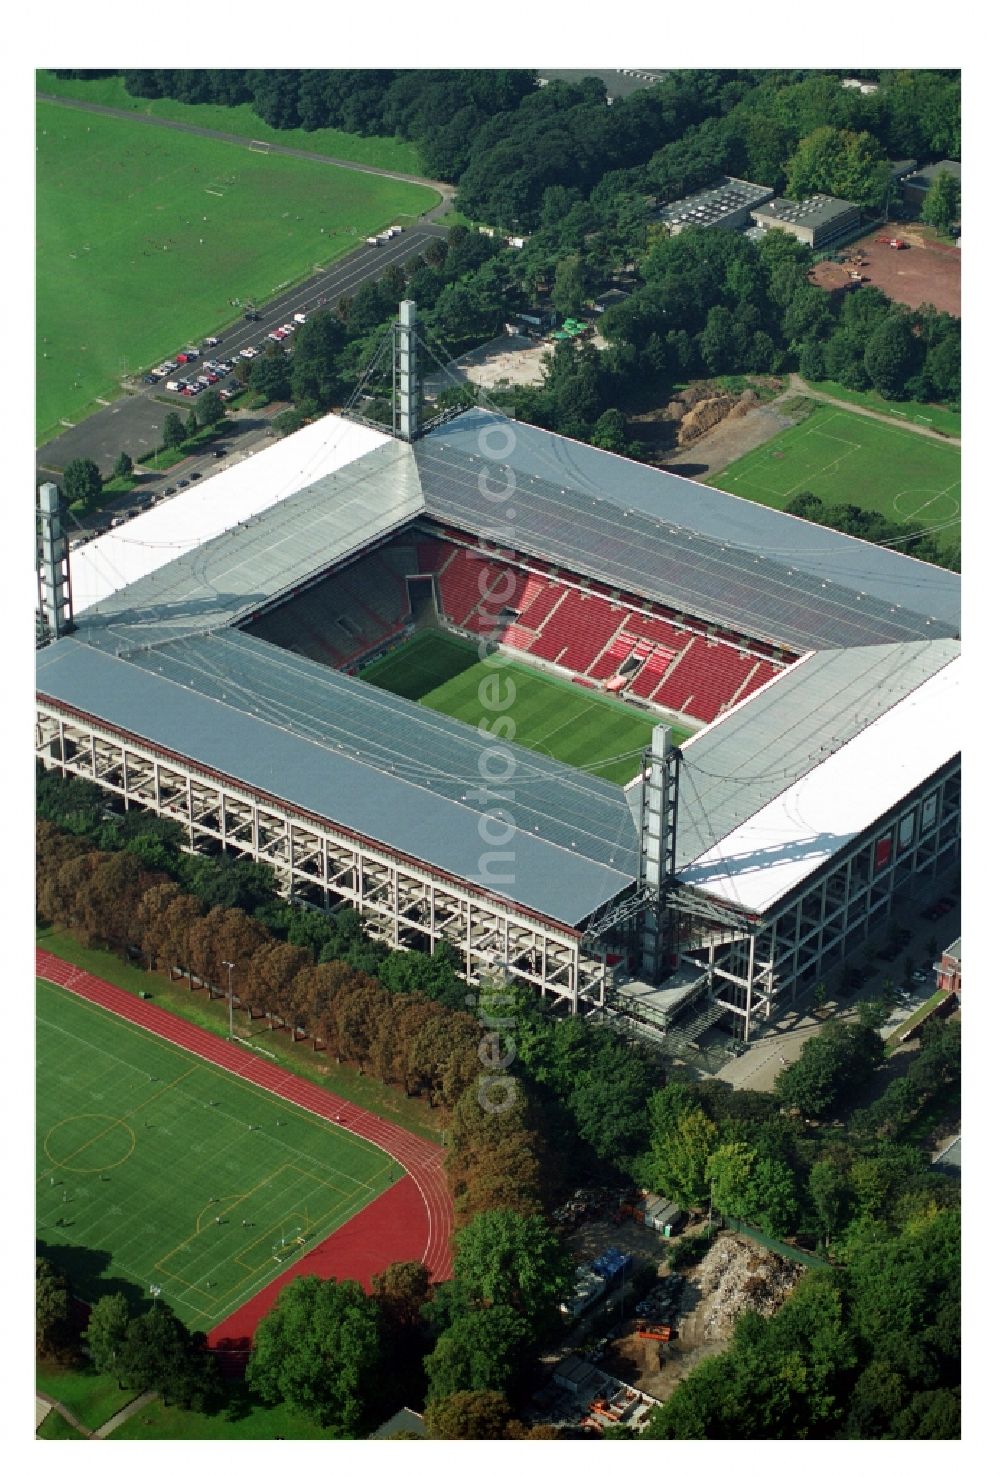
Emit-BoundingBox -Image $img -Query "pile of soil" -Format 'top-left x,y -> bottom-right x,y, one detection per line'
664,383 -> 761,446
693,1235 -> 803,1338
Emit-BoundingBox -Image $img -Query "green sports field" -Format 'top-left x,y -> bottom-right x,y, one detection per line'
36,101 -> 436,440
36,980 -> 394,1331
708,402 -> 961,554
361,631 -> 688,785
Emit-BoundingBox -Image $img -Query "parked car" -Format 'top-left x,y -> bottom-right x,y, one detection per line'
281,322 -> 296,334
190,471 -> 202,480
244,310 -> 260,321
143,374 -> 158,385
177,479 -> 189,487
293,312 -> 307,325
203,336 -> 220,347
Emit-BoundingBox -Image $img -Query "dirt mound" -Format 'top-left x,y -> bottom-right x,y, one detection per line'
693,1235 -> 803,1338
665,385 -> 762,446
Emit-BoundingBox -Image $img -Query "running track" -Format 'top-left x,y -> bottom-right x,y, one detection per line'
36,949 -> 453,1345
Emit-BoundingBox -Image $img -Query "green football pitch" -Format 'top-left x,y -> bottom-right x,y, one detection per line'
708,403 -> 961,555
361,631 -> 690,785
36,101 -> 436,440
36,980 -> 393,1331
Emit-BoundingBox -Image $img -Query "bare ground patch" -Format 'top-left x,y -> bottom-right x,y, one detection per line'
603,1232 -> 803,1404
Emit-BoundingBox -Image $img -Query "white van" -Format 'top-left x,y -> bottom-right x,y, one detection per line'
293,312 -> 307,325
166,380 -> 181,391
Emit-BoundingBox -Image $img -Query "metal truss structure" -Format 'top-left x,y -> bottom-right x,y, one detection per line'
36,702 -> 603,1008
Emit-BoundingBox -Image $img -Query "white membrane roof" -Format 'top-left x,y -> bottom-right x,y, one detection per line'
70,414 -> 389,615
675,654 -> 959,912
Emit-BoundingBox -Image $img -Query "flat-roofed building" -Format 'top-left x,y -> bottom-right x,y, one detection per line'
657,177 -> 775,236
901,159 -> 961,209
750,193 -> 861,249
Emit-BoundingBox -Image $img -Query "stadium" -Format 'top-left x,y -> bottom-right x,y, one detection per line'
36,303 -> 961,1048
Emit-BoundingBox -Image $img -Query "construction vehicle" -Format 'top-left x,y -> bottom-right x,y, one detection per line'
636,1323 -> 674,1342
875,237 -> 908,249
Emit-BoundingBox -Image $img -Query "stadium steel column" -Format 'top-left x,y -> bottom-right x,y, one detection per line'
640,723 -> 681,982
36,482 -> 73,643
393,300 -> 421,441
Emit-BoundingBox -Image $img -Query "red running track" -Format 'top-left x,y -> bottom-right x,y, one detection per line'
36,949 -> 453,1347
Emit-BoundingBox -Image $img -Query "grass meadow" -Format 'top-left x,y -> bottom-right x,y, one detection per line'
36,101 -> 436,439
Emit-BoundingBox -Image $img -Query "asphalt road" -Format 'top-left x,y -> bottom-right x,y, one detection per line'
36,224 -> 448,481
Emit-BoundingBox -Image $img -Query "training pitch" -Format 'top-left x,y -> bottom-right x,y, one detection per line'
708,402 -> 960,554
36,980 -> 394,1330
361,631 -> 689,785
36,101 -> 436,440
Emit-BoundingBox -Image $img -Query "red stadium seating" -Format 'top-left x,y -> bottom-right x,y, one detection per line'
530,591 -> 625,669
518,581 -> 566,631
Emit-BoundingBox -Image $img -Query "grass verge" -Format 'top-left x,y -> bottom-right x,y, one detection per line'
886,990 -> 953,1052
801,378 -> 960,438
107,1392 -> 335,1440
36,1360 -> 136,1430
36,926 -> 441,1144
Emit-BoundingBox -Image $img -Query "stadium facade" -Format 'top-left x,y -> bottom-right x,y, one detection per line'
36,307 -> 960,1045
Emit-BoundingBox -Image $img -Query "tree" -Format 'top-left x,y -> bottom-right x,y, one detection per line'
863,313 -> 918,398
271,408 -> 306,437
86,1293 -> 131,1384
649,1106 -> 718,1206
423,1306 -> 530,1402
36,1257 -> 73,1360
185,408 -> 199,440
425,1390 -> 514,1439
195,388 -> 226,428
453,1210 -> 572,1340
371,1260 -> 430,1331
706,1141 -> 756,1219
552,254 -> 586,317
744,1156 -> 799,1238
289,310 -> 345,410
247,1276 -> 383,1433
115,1302 -> 217,1409
809,1159 -> 852,1247
249,348 -> 293,404
921,172 -> 960,235
590,408 -> 632,455
112,451 -> 133,481
62,457 -> 103,512
162,411 -> 186,449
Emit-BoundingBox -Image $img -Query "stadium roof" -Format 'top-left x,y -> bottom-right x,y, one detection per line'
668,640 -> 960,910
417,411 -> 960,648
36,632 -> 638,929
71,415 -> 390,616
42,405 -> 961,929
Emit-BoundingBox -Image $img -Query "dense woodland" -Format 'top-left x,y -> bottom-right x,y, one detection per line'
37,767 -> 960,1437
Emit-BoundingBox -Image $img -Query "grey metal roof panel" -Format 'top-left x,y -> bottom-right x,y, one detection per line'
417,412 -> 959,646
36,635 -> 636,928
672,638 -> 960,874
75,438 -> 425,652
